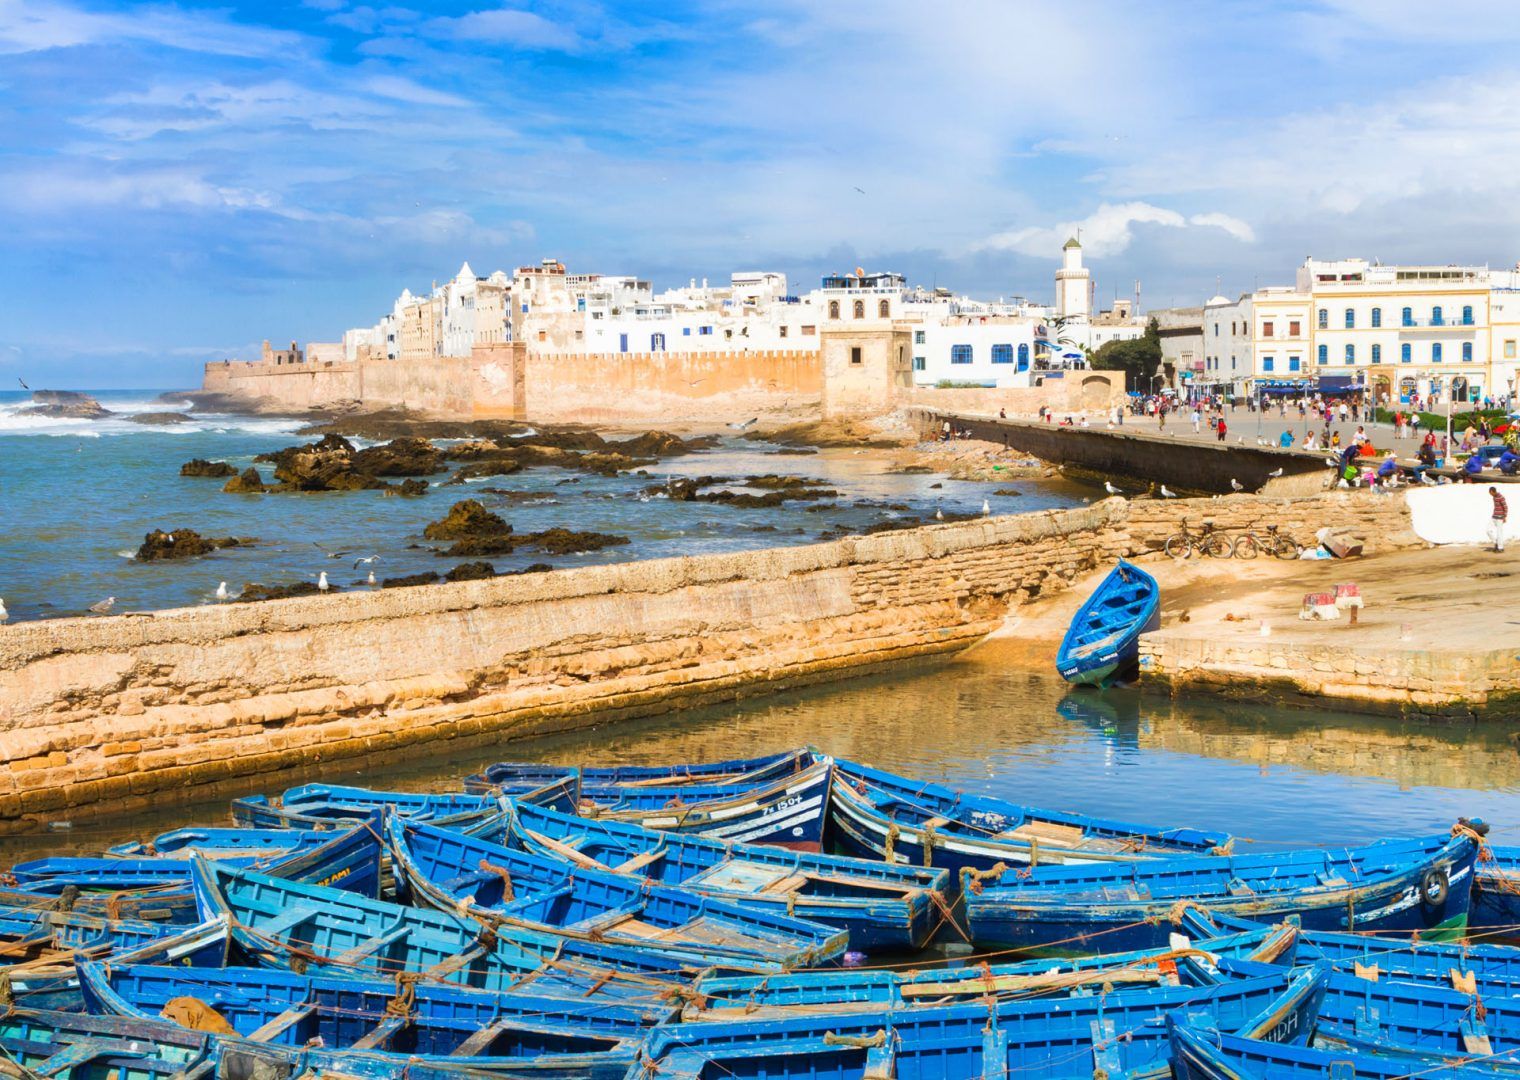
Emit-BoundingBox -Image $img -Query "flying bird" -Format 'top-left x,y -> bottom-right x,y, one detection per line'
853,186 -> 866,195
1267,467 -> 1283,477
313,542 -> 349,559
89,596 -> 116,615
353,555 -> 381,570
1229,478 -> 1244,492
215,581 -> 228,601
727,417 -> 758,431
17,378 -> 28,390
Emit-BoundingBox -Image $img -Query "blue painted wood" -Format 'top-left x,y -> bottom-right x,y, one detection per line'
78,961 -> 647,1079
189,856 -> 698,1006
828,755 -> 1231,876
230,786 -> 504,830
1170,1020 -> 1515,1080
0,1008 -> 221,1080
1471,844 -> 1520,931
389,816 -> 848,971
634,965 -> 1326,1080
963,834 -> 1478,953
503,798 -> 949,951
1056,559 -> 1160,687
106,827 -> 340,860
463,749 -> 813,796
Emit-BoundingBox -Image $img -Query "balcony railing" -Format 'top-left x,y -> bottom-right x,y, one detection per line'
1399,317 -> 1475,328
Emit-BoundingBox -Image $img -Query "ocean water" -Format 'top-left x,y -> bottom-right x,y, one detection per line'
0,390 -> 1085,621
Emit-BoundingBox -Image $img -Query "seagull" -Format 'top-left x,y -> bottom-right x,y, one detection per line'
353,555 -> 381,570
0,598 -> 7,622
1230,478 -> 1244,492
727,417 -> 759,431
317,571 -> 330,593
853,186 -> 866,195
1103,481 -> 1123,496
89,596 -> 116,615
17,378 -> 28,390
934,508 -> 944,521
1236,437 -> 1244,445
1267,467 -> 1284,478
1159,485 -> 1177,498
367,570 -> 377,586
215,581 -> 228,601
1419,472 -> 1437,486
313,542 -> 349,559
981,499 -> 991,516
1324,457 -> 1339,468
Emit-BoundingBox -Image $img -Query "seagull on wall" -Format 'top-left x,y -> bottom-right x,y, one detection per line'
89,596 -> 116,615
1159,485 -> 1177,498
0,598 -> 7,622
1230,478 -> 1244,492
215,581 -> 229,601
1104,481 -> 1123,496
981,499 -> 991,516
1268,467 -> 1284,477
318,571 -> 330,592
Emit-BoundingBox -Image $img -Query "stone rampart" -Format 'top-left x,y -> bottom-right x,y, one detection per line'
0,492 -> 1413,826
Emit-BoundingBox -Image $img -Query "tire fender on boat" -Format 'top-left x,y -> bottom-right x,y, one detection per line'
1420,867 -> 1450,910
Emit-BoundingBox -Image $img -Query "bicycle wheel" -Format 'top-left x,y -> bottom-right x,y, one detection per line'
1202,534 -> 1235,558
1232,534 -> 1260,559
1164,534 -> 1193,559
1272,535 -> 1302,560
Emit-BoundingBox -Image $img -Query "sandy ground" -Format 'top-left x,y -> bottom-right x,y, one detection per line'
992,542 -> 1520,667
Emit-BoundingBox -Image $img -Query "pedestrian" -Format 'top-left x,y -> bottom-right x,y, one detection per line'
1216,417 -> 1227,442
1490,486 -> 1508,552
998,407 -> 1006,419
1159,403 -> 1166,430
1393,410 -> 1404,439
1191,406 -> 1201,434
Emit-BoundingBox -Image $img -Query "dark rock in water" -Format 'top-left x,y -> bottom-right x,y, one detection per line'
894,464 -> 935,474
527,528 -> 629,555
136,529 -> 252,561
650,473 -> 834,508
770,447 -> 819,456
349,437 -> 446,477
388,478 -> 429,497
438,535 -> 518,557
445,561 -> 496,582
424,500 -> 511,541
929,482 -> 943,489
19,390 -> 112,419
256,433 -> 355,465
508,563 -> 554,576
615,431 -> 696,457
382,571 -> 440,588
222,468 -> 268,494
181,459 -> 237,478
450,460 -> 524,483
992,488 -> 1023,496
246,433 -> 437,492
238,580 -> 334,602
128,412 -> 192,425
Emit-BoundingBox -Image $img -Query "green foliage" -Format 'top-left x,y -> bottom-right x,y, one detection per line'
1087,317 -> 1161,391
1373,406 -> 1507,431
934,380 -> 994,389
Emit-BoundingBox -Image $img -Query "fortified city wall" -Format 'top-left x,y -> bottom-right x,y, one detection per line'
0,491 -> 1414,828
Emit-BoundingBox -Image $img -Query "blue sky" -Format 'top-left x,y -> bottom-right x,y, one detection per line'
5,0 -> 1520,387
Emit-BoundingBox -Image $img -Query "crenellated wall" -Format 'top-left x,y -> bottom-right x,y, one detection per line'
0,491 -> 1418,827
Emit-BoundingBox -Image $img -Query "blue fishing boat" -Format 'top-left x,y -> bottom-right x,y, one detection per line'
633,964 -> 1327,1080
79,961 -> 649,1079
577,758 -> 835,850
1056,559 -> 1160,687
503,798 -> 950,950
190,856 -> 698,1005
1470,842 -> 1520,931
389,817 -> 848,971
0,817 -> 384,924
962,832 -> 1477,953
686,921 -> 1299,1019
828,755 -> 1231,875
1169,1019 -> 1517,1080
0,1007 -> 222,1080
230,784 -> 507,830
463,749 -> 815,796
107,826 -> 345,860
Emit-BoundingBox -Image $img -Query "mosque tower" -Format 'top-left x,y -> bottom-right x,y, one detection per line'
1055,236 -> 1091,320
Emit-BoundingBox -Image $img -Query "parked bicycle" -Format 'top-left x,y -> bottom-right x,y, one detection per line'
1229,523 -> 1301,560
1163,519 -> 1233,559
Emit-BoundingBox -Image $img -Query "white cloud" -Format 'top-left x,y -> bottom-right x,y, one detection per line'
423,7 -> 582,51
1189,212 -> 1256,244
0,0 -> 304,57
974,203 -> 1187,259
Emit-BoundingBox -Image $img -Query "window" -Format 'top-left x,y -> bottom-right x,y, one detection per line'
521,303 -> 529,314
827,300 -> 840,319
912,356 -> 926,371
1317,344 -> 1328,365
779,325 -> 788,338
950,345 -> 973,364
1507,340 -> 1516,359
1318,308 -> 1328,329
1372,344 -> 1382,364
618,333 -> 628,353
1371,308 -> 1381,328
1231,321 -> 1236,334
1402,307 -> 1413,327
878,299 -> 890,317
1463,341 -> 1473,362
991,344 -> 1013,364
699,325 -> 712,335
651,333 -> 665,352
1463,305 -> 1474,326
853,300 -> 865,319
1433,342 -> 1443,363
1344,308 -> 1355,329
1401,342 -> 1412,362
681,326 -> 691,336
1017,343 -> 1029,370
536,330 -> 546,342
1214,323 -> 1220,335
1345,343 -> 1355,365
1263,356 -> 1275,372
801,325 -> 816,336
914,330 -> 925,344
576,297 -> 585,312
1289,320 -> 1301,336
1289,356 -> 1301,372
850,346 -> 862,366
1432,306 -> 1443,326
1262,322 -> 1274,337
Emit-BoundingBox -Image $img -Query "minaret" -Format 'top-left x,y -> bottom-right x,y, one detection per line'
1055,236 -> 1091,320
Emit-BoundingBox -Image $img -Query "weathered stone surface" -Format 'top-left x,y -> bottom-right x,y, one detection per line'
135,529 -> 252,561
382,571 -> 440,588
19,390 -> 111,419
128,412 -> 193,425
444,561 -> 496,582
181,459 -> 237,478
222,467 -> 267,494
423,500 -> 511,541
387,478 -> 429,497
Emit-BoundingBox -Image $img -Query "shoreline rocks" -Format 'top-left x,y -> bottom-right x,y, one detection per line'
181,459 -> 238,478
423,499 -> 628,558
19,390 -> 111,419
135,529 -> 254,561
128,412 -> 193,425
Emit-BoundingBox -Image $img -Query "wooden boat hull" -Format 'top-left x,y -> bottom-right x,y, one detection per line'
963,834 -> 1476,954
464,749 -> 813,796
1056,559 -> 1160,687
1470,843 -> 1520,931
390,817 -> 848,971
1170,1021 -> 1512,1080
504,799 -> 949,952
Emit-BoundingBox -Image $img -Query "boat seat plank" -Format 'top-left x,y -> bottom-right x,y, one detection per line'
689,861 -> 792,893
422,943 -> 488,979
246,1005 -> 316,1042
1008,822 -> 1085,847
450,1017 -> 516,1057
759,874 -> 809,896
349,1015 -> 406,1052
612,849 -> 666,876
256,906 -> 315,940
332,924 -> 409,965
525,829 -> 613,873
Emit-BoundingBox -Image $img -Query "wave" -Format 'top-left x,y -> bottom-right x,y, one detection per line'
0,402 -> 303,439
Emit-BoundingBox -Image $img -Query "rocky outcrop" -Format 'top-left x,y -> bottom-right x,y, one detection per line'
245,435 -> 445,493
444,561 -> 496,582
128,412 -> 192,425
386,479 -> 429,497
135,530 -> 252,561
180,459 -> 237,478
382,571 -> 440,589
422,500 -> 626,558
423,500 -> 511,541
655,474 -> 838,508
238,580 -> 338,602
19,391 -> 111,419
222,467 -> 267,494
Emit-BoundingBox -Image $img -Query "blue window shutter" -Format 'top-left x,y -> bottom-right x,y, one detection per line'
1263,357 -> 1274,372
1017,343 -> 1029,370
1344,309 -> 1354,329
1345,343 -> 1354,364
1372,344 -> 1381,364
1432,342 -> 1442,362
1463,305 -> 1474,325
1401,343 -> 1411,362
1463,342 -> 1473,362
1402,307 -> 1412,326
619,333 -> 628,352
1371,308 -> 1381,328
991,344 -> 1013,364
1317,344 -> 1327,364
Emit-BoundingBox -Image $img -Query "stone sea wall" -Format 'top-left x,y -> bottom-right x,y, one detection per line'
0,492 -> 1411,826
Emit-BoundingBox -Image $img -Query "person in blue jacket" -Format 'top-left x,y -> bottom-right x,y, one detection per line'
1500,447 -> 1520,476
1465,452 -> 1487,481
1278,429 -> 1294,449
1376,452 -> 1400,486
